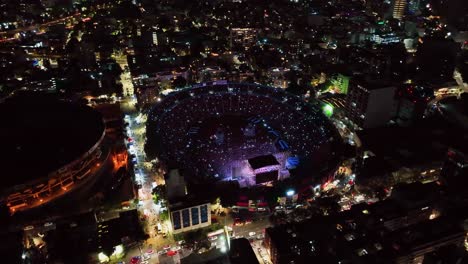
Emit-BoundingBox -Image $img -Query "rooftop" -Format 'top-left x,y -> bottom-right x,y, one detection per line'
248,154 -> 279,170
0,93 -> 105,190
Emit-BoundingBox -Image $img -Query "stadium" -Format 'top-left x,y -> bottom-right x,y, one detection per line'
146,82 -> 342,188
0,94 -> 108,213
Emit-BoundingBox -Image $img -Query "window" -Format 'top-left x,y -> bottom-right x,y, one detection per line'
191,207 -> 199,225
200,205 -> 208,223
182,209 -> 190,228
172,212 -> 181,230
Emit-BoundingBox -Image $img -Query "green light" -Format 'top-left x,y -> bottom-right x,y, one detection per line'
323,104 -> 334,117
378,21 -> 385,25
98,253 -> 109,263
113,245 -> 124,256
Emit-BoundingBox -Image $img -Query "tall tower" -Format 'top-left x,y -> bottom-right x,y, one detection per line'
407,0 -> 420,14
392,0 -> 407,20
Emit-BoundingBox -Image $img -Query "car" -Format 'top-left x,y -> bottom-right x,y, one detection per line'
209,236 -> 218,241
146,249 -> 154,255
44,222 -> 54,227
130,256 -> 141,264
249,232 -> 256,237
23,226 -> 34,231
142,255 -> 150,261
163,245 -> 171,250
234,218 -> 244,226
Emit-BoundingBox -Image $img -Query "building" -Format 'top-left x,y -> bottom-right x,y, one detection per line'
395,98 -> 426,126
146,82 -> 341,188
370,32 -> 403,45
136,86 -> 160,110
264,182 -> 465,264
407,0 -> 420,14
345,79 -> 397,128
180,238 -> 259,264
267,67 -> 290,89
440,149 -> 468,187
169,201 -> 211,234
197,66 -> 227,82
92,103 -> 124,140
248,155 -> 281,185
0,95 -> 109,213
133,67 -> 190,89
165,169 -> 187,201
166,169 -> 211,234
392,0 -> 407,20
230,28 -> 257,50
395,84 -> 434,126
42,210 -> 144,263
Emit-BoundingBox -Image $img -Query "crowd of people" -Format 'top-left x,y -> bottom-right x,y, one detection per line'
146,83 -> 339,183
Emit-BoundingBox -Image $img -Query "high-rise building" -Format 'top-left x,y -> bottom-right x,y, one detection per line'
152,32 -> 158,46
392,0 -> 407,19
345,79 -> 397,128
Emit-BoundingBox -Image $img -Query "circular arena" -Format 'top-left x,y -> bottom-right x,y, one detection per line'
0,94 -> 107,213
146,82 -> 342,187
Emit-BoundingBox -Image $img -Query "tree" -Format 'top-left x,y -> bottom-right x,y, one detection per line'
212,197 -> 221,205
172,76 -> 187,88
152,193 -> 159,204
152,185 -> 166,197
244,75 -> 255,83
202,71 -> 212,82
456,50 -> 468,82
159,210 -> 169,221
65,37 -> 79,54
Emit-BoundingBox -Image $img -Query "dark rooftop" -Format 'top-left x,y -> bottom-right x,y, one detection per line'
438,94 -> 468,131
356,116 -> 468,169
0,93 -> 105,190
248,154 -> 279,170
228,238 -> 259,264
255,170 -> 278,184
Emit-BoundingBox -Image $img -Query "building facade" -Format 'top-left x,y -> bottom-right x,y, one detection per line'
392,0 -> 407,19
345,80 -> 397,128
170,202 -> 211,234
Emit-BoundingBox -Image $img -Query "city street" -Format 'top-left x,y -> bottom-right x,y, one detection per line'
114,52 -> 134,97
251,240 -> 272,264
121,96 -> 175,263
232,217 -> 270,239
